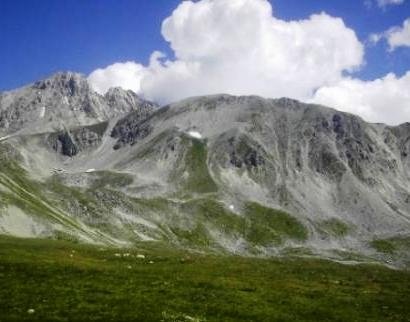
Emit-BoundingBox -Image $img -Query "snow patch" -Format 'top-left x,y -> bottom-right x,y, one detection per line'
187,131 -> 202,139
229,205 -> 235,211
85,168 -> 96,173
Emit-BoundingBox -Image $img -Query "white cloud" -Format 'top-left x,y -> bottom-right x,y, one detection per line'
368,32 -> 383,44
144,0 -> 364,103
89,0 -> 363,103
369,18 -> 410,51
376,0 -> 405,7
312,72 -> 410,124
88,61 -> 147,94
88,0 -> 410,125
387,18 -> 410,49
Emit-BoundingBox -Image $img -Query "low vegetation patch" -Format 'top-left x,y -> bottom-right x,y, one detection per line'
181,138 -> 218,194
317,218 -> 352,237
168,199 -> 309,249
244,202 -> 308,245
371,237 -> 410,254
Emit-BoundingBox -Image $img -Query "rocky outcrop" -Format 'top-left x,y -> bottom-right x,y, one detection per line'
111,111 -> 156,150
48,122 -> 108,156
227,135 -> 266,169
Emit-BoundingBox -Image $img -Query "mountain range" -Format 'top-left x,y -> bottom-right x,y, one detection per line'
1,72 -> 409,267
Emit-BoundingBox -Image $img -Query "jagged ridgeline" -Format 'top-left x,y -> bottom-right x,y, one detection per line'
0,72 -> 410,267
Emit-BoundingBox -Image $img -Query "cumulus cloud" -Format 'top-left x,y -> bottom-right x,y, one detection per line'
312,72 -> 410,124
89,0 -> 363,103
370,18 -> 410,50
88,0 -> 410,125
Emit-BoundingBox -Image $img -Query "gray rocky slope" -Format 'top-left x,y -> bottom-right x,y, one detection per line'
0,72 -> 409,267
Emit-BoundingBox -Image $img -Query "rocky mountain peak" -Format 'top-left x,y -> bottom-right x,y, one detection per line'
0,72 -> 157,136
104,87 -> 157,112
32,71 -> 89,97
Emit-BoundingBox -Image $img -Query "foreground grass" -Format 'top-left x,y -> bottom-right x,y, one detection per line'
0,236 -> 409,322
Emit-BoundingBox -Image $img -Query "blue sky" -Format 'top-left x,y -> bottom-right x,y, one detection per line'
0,0 -> 409,91
0,0 -> 179,90
1,0 -> 409,125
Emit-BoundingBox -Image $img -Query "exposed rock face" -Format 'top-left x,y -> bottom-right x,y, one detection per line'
225,134 -> 266,169
110,108 -> 157,150
55,132 -> 78,157
111,120 -> 153,150
48,122 -> 109,157
0,72 -> 157,136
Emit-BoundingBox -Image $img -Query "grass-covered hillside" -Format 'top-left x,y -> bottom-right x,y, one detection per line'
0,235 -> 409,322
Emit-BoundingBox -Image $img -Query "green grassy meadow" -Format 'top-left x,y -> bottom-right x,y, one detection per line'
0,236 -> 409,322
